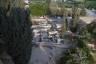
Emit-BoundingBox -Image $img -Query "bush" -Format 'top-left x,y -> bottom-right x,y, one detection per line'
58,40 -> 93,64
78,21 -> 96,44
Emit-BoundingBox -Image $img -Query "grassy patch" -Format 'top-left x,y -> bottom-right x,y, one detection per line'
73,0 -> 96,8
74,0 -> 84,2
85,1 -> 96,8
29,2 -> 47,16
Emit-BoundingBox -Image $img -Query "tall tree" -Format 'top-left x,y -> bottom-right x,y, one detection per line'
0,0 -> 32,64
45,0 -> 51,15
70,2 -> 80,33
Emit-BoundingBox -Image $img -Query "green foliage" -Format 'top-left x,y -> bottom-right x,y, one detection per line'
0,7 -> 32,64
58,2 -> 72,8
67,0 -> 96,8
78,25 -> 92,39
87,22 -> 96,44
85,1 -> 96,8
29,3 -> 47,16
78,21 -> 96,44
49,1 -> 62,16
77,40 -> 91,54
70,6 -> 80,33
75,0 -> 96,8
59,19 -> 67,35
0,1 -> 32,64
74,0 -> 84,2
59,49 -> 77,64
58,40 -> 94,64
77,40 -> 94,64
87,22 -> 96,34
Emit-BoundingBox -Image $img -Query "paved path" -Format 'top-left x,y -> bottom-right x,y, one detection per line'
28,41 -> 72,64
86,9 -> 96,17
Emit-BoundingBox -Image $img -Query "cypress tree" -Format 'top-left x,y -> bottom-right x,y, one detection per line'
0,0 -> 32,64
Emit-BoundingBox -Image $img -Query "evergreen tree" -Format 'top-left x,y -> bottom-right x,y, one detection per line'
70,3 -> 80,33
0,0 -> 32,64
